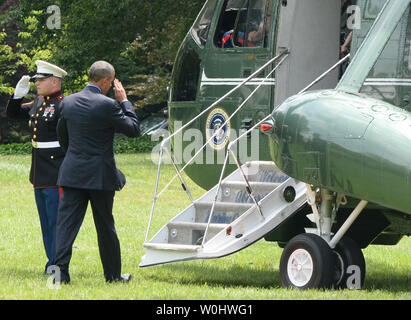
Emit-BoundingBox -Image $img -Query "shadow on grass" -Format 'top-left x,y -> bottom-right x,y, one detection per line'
145,261 -> 281,289
363,260 -> 410,293
145,259 -> 410,293
1,264 -> 47,282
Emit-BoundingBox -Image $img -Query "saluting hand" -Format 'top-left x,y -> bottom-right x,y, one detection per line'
113,79 -> 128,103
14,75 -> 31,99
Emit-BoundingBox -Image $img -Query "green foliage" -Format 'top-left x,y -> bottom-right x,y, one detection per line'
13,0 -> 206,96
0,10 -> 53,95
1,0 -> 206,143
0,136 -> 158,155
0,141 -> 31,154
122,1 -> 205,109
3,120 -> 32,144
113,136 -> 158,154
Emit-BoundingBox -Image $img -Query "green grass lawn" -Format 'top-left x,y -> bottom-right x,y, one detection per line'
0,154 -> 410,300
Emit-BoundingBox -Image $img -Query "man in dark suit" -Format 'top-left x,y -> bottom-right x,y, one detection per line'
54,61 -> 140,283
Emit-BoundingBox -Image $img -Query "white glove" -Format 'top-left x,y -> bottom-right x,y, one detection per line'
13,75 -> 31,99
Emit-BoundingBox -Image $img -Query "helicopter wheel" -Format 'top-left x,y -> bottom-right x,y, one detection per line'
279,233 -> 335,289
333,236 -> 366,289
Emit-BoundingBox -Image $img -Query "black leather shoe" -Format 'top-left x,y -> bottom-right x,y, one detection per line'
107,273 -> 132,283
119,273 -> 132,282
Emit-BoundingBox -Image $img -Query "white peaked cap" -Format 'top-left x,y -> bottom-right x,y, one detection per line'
32,60 -> 68,79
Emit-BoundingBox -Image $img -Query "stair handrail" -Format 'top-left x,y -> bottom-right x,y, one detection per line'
160,49 -> 290,151
201,113 -> 272,246
156,52 -> 290,200
154,50 -> 290,201
202,54 -> 352,246
144,50 -> 290,243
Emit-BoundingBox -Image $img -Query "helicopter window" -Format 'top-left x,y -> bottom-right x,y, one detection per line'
360,6 -> 410,107
364,0 -> 387,20
191,0 -> 218,46
172,47 -> 201,102
235,0 -> 269,48
214,0 -> 243,47
215,0 -> 272,48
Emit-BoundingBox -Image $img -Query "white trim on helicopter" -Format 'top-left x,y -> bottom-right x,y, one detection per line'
364,78 -> 411,86
200,70 -> 276,87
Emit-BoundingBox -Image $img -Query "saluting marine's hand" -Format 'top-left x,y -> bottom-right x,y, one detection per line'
14,75 -> 31,99
113,79 -> 128,103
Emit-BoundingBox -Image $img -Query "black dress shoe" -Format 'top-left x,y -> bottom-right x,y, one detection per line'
107,273 -> 132,283
119,273 -> 132,282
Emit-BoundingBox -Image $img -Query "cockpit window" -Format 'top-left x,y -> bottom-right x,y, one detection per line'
191,0 -> 218,46
360,5 -> 411,108
214,0 -> 272,49
364,0 -> 387,20
235,0 -> 269,47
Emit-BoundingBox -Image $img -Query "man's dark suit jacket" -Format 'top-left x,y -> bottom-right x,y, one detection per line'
56,85 -> 140,191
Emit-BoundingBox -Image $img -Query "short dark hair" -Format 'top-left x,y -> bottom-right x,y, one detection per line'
89,61 -> 115,82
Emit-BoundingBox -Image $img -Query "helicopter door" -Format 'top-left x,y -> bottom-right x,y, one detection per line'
201,0 -> 275,149
274,0 -> 341,106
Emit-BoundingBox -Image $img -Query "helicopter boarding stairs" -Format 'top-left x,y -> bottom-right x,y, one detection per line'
140,160 -> 307,267
140,51 -> 349,267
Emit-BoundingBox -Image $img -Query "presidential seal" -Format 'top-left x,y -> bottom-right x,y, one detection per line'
206,107 -> 231,151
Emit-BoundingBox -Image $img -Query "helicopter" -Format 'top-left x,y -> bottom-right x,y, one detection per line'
168,0 -> 345,190
141,0 -> 410,290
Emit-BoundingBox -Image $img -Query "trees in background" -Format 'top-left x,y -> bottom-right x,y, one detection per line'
0,0 -> 205,143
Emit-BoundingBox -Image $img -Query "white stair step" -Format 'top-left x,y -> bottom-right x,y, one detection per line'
143,243 -> 201,252
219,181 -> 280,204
194,201 -> 254,223
245,161 -> 278,170
166,221 -> 229,245
221,181 -> 281,189
194,201 -> 254,211
242,161 -> 288,183
167,221 -> 229,231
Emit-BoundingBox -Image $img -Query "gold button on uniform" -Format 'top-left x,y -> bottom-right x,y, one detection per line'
50,156 -> 54,159
33,135 -> 37,139
33,128 -> 37,132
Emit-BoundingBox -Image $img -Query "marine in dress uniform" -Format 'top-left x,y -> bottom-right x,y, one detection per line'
6,60 -> 67,273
